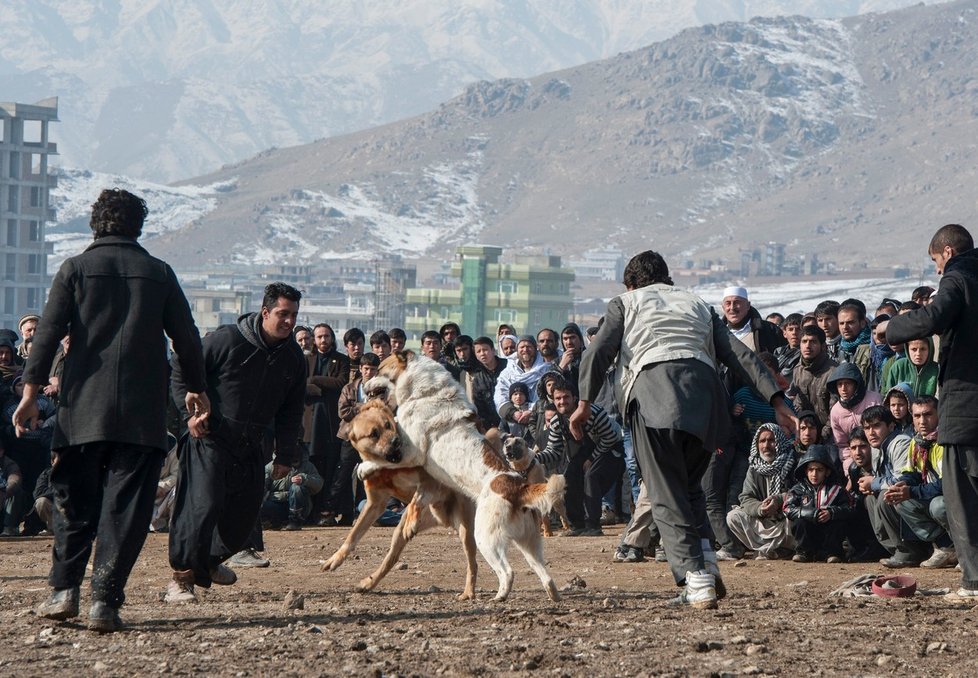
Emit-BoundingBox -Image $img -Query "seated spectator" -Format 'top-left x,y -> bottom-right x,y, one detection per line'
884,383 -> 914,435
31,459 -> 54,535
261,449 -> 325,531
537,384 -> 623,537
887,396 -> 956,568
827,362 -> 881,471
727,424 -> 797,560
498,381 -> 532,443
785,445 -> 853,563
844,427 -> 888,562
0,439 -> 28,536
883,337 -> 938,397
855,405 -> 924,568
911,286 -> 934,306
794,410 -> 823,454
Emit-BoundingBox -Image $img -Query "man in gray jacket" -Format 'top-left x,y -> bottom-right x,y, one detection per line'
13,189 -> 208,632
571,250 -> 796,609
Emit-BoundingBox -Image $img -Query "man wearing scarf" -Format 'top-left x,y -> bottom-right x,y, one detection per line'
790,326 -> 838,443
837,298 -> 872,385
726,424 -> 797,560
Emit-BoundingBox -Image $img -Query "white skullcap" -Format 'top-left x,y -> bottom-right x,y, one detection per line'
722,286 -> 749,300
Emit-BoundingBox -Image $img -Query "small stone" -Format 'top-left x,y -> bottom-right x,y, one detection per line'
596,642 -> 610,651
351,640 -> 367,651
734,560 -> 748,568
523,660 -> 539,670
745,644 -> 766,656
566,575 -> 587,589
396,562 -> 408,570
602,597 -> 617,608
284,589 -> 304,611
876,654 -> 892,666
730,635 -> 749,645
38,628 -> 56,642
93,661 -> 109,672
743,666 -> 762,675
925,641 -> 947,655
305,625 -> 323,634
706,640 -> 724,651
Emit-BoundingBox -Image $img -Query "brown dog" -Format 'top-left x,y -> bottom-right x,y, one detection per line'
321,399 -> 478,600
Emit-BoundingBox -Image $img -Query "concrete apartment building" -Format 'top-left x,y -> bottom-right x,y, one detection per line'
404,245 -> 575,340
1,98 -> 58,328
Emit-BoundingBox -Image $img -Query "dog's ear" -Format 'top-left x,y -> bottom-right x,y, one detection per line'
400,350 -> 415,364
484,427 -> 504,453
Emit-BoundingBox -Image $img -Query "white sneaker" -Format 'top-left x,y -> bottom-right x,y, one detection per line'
714,547 -> 742,561
228,549 -> 270,568
921,546 -> 958,569
670,570 -> 718,609
164,579 -> 198,604
702,554 -> 727,600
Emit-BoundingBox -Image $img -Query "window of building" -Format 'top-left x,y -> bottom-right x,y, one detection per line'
4,254 -> 15,280
8,152 -> 19,179
494,309 -> 516,323
23,120 -> 42,143
533,281 -> 542,293
29,221 -> 39,241
497,280 -> 518,294
4,287 -> 14,314
30,153 -> 42,175
7,185 -> 18,212
27,287 -> 39,309
212,299 -> 222,312
28,254 -> 41,274
6,220 -> 16,246
29,186 -> 41,207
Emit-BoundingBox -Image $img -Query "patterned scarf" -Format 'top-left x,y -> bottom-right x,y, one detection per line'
840,324 -> 871,355
870,340 -> 895,376
911,430 -> 939,483
749,423 -> 796,495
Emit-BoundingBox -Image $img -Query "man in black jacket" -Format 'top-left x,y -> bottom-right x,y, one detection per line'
881,223 -> 978,597
307,323 -> 349,524
13,189 -> 208,632
165,282 -> 306,603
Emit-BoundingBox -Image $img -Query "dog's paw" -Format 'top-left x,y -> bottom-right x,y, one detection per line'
355,577 -> 377,593
457,590 -> 476,601
321,553 -> 345,571
357,460 -> 385,480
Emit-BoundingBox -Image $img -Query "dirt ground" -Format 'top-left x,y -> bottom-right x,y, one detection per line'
2,526 -> 977,677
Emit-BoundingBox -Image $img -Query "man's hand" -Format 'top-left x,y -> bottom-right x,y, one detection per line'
43,377 -> 59,398
187,414 -> 209,439
185,391 -> 211,439
816,508 -> 831,524
12,383 -> 41,437
291,474 -> 304,485
857,475 -> 875,495
271,463 -> 291,481
513,410 -> 533,425
759,496 -> 777,517
731,403 -> 745,417
558,349 -> 576,370
568,400 -> 591,441
772,397 -> 798,436
884,481 -> 910,505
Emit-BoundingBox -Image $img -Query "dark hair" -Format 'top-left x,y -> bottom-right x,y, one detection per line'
798,412 -> 823,443
756,351 -> 779,373
293,325 -> 311,336
388,327 -> 406,341
90,189 -> 148,239
848,426 -> 869,446
421,330 -> 441,344
369,330 -> 391,348
473,336 -> 495,349
766,312 -> 785,326
929,223 -> 973,255
911,286 -> 934,303
509,381 -> 529,398
860,404 -> 895,427
439,322 -> 461,337
550,381 -> 575,398
876,302 -> 898,317
262,282 -> 302,310
912,395 -> 939,411
623,250 -> 673,289
871,314 -> 891,330
814,300 -> 840,319
454,334 -> 473,348
313,322 -> 334,336
360,352 -> 380,367
343,327 -> 365,346
782,313 -> 803,328
838,298 -> 866,321
899,301 -> 921,312
536,328 -> 558,343
800,325 -> 826,345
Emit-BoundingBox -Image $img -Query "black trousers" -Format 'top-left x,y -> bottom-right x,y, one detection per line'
632,425 -> 714,585
329,440 -> 361,520
942,445 -> 978,589
792,518 -> 845,558
168,434 -> 265,587
49,442 -> 164,609
703,442 -> 749,553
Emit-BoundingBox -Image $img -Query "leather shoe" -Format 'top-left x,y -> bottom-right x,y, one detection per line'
88,601 -> 123,633
35,587 -> 80,620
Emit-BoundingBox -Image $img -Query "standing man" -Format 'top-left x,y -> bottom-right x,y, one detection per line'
13,189 -> 208,632
571,251 -> 795,609
166,283 -> 306,603
881,223 -> 978,597
307,323 -> 348,524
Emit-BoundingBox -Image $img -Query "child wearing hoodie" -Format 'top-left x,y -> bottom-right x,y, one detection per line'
827,362 -> 882,472
884,383 -> 914,435
883,337 -> 938,397
499,381 -> 533,443
785,445 -> 853,563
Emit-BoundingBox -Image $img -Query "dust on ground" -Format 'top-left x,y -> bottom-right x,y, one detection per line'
1,526 -> 976,677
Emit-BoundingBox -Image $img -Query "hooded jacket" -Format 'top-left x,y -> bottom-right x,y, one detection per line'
886,246 -> 978,444
883,383 -> 915,436
882,336 -> 938,397
790,349 -> 838,443
785,445 -> 853,523
171,313 -> 306,466
826,362 -> 881,468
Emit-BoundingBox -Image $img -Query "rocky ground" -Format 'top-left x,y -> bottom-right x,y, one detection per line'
1,526 -> 977,677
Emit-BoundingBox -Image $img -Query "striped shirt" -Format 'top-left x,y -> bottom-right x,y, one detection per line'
537,403 -> 622,473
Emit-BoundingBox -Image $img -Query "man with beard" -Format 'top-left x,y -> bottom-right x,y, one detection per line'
166,283 -> 306,603
495,336 -> 549,426
307,323 -> 348,525
536,328 -> 560,366
558,323 -> 585,395
789,325 -> 838,443
15,188 -> 207,632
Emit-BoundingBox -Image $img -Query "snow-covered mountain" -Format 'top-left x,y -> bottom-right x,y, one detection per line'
1,0 -> 941,182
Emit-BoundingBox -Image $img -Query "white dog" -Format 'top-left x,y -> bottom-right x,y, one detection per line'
364,352 -> 565,602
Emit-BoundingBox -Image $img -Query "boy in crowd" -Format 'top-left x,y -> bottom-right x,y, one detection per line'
827,363 -> 881,471
855,406 -> 924,568
815,300 -> 842,361
884,337 -> 938,397
785,445 -> 852,563
369,331 -> 392,361
883,383 -> 914,435
789,325 -> 837,444
886,396 -> 956,568
845,427 -> 888,561
774,313 -> 803,377
727,424 -> 797,560
794,410 -> 823,454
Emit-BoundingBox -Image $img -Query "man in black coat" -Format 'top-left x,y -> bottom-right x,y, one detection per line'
13,189 -> 208,632
881,223 -> 978,596
306,322 -> 349,523
165,282 -> 306,603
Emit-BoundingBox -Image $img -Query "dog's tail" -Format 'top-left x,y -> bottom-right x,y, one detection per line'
524,474 -> 566,515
